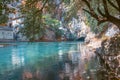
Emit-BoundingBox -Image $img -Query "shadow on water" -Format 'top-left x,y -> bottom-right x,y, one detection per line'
0,42 -> 100,80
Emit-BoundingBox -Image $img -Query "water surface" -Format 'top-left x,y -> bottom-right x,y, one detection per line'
0,42 -> 97,80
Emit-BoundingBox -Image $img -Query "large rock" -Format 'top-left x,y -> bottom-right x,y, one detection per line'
95,34 -> 120,80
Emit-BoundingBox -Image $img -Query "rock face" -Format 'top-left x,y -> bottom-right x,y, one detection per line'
85,32 -> 95,43
105,23 -> 120,37
95,34 -> 120,80
40,29 -> 56,41
84,23 -> 120,80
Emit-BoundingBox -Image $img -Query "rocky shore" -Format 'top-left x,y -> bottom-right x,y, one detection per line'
83,31 -> 120,80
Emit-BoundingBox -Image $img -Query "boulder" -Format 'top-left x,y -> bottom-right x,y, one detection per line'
95,34 -> 120,80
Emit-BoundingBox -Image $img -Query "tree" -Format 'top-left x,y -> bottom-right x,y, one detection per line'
82,0 -> 120,29
0,0 -> 10,24
20,0 -> 65,40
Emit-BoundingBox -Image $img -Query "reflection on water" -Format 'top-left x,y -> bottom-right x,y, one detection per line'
0,42 -> 98,80
12,48 -> 25,69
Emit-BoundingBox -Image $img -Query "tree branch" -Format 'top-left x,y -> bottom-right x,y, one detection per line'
11,16 -> 25,20
98,18 -> 107,25
82,0 -> 91,9
83,8 -> 99,20
40,0 -> 48,12
97,7 -> 106,17
82,0 -> 100,20
116,0 -> 120,12
82,0 -> 120,29
102,0 -> 109,15
107,0 -> 120,12
35,0 -> 49,14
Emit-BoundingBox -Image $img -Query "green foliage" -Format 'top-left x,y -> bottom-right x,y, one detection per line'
85,12 -> 106,33
83,0 -> 112,33
83,0 -> 120,33
0,14 -> 8,24
21,8 -> 44,41
20,0 -> 65,40
0,3 -> 3,15
63,0 -> 70,4
0,2 -> 7,24
64,0 -> 82,23
43,14 -> 60,27
43,14 -> 63,38
0,0 -> 14,24
21,9 -> 63,40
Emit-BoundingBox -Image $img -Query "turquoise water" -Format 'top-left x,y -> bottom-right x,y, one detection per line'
0,42 -> 84,80
0,42 -> 99,80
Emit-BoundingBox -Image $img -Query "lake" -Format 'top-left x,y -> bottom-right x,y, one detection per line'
0,42 -> 98,80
